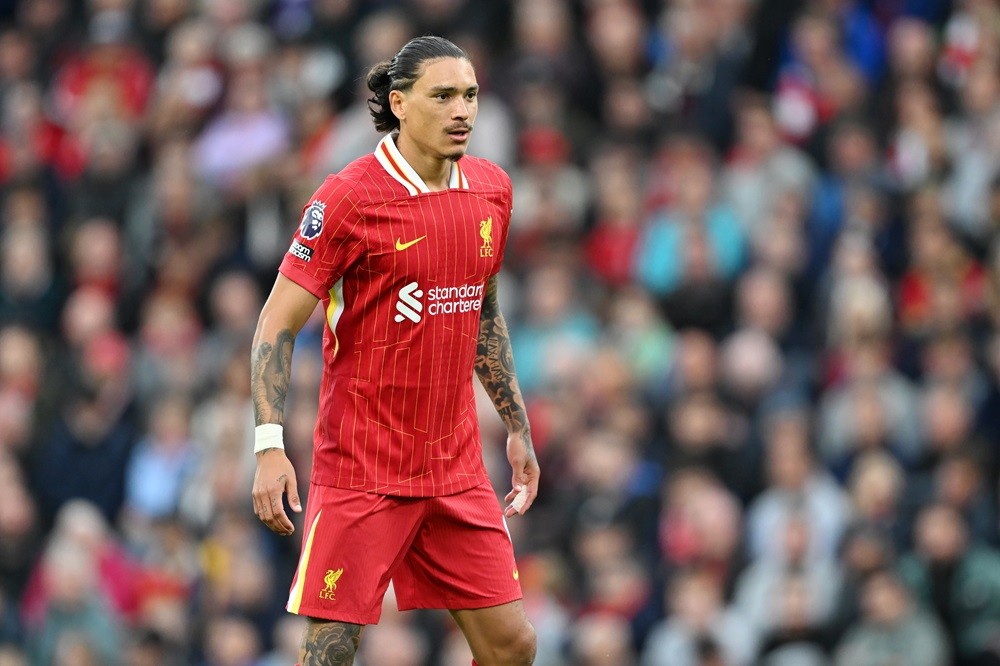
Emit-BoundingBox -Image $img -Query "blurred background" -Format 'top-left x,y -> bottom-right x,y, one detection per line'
1,0 -> 1000,664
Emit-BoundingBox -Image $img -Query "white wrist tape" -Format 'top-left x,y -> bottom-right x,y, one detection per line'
254,424 -> 284,454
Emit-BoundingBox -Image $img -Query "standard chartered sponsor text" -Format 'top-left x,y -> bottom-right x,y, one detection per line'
426,283 -> 484,316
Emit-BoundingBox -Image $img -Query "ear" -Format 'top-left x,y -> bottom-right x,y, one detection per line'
389,89 -> 406,123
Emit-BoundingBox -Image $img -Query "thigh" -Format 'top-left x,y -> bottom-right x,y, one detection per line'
393,482 -> 522,611
450,599 -> 534,665
287,483 -> 425,625
300,618 -> 364,666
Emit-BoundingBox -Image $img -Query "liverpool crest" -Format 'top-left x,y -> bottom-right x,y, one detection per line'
479,217 -> 493,257
320,568 -> 343,600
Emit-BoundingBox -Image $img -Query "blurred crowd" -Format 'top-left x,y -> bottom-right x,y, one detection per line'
1,0 -> 1000,664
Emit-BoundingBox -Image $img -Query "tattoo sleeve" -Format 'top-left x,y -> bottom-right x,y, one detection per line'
301,619 -> 362,666
475,275 -> 531,436
251,328 -> 295,426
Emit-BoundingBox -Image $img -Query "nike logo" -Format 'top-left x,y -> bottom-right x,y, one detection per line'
395,235 -> 427,251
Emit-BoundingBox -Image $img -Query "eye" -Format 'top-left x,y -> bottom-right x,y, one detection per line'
466,90 -> 478,100
436,93 -> 449,101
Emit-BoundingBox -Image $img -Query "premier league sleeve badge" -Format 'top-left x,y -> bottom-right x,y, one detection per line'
299,200 -> 327,240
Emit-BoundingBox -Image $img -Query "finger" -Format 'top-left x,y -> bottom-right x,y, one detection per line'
253,490 -> 268,521
267,489 -> 295,534
519,478 -> 539,514
504,484 -> 522,504
261,494 -> 286,532
504,485 -> 530,517
519,490 -> 537,514
284,472 -> 302,513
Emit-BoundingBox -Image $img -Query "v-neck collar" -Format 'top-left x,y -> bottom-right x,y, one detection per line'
373,134 -> 467,196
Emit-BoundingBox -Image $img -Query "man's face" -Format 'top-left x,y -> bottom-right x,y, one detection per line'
392,57 -> 478,162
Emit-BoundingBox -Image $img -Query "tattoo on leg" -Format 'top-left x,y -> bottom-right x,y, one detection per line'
301,620 -> 362,666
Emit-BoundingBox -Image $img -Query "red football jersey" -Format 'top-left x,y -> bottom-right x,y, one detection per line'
279,135 -> 512,497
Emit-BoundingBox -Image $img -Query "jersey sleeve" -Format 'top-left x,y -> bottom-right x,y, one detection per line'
492,168 -> 514,275
279,176 -> 365,299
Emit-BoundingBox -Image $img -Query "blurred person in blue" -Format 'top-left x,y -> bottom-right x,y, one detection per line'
123,394 -> 199,524
509,263 -> 599,395
32,331 -> 136,525
634,137 -> 745,333
745,408 -> 850,563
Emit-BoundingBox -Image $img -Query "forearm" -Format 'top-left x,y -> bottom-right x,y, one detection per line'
474,277 -> 530,436
250,321 -> 296,427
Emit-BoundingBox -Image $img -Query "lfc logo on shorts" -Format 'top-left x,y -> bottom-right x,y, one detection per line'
479,217 -> 493,257
320,568 -> 343,600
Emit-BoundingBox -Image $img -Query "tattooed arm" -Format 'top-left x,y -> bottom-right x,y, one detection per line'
475,275 -> 540,516
251,273 -> 319,535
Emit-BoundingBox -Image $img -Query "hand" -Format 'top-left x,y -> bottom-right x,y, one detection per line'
503,431 -> 539,517
252,448 -> 302,535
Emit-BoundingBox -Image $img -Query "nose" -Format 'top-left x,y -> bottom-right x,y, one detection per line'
451,97 -> 470,121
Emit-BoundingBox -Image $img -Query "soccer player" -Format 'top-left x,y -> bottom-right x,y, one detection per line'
249,36 -> 539,666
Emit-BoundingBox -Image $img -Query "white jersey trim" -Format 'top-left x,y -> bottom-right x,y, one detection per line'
326,277 -> 346,358
374,134 -> 467,196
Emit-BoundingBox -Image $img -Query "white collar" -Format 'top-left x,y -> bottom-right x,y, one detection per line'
374,134 -> 467,196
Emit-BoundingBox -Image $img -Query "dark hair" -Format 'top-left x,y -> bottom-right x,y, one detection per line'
366,36 -> 469,133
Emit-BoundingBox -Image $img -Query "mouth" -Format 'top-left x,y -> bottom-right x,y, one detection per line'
446,127 -> 471,142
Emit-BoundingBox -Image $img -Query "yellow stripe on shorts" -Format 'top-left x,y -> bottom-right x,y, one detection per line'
287,510 -> 323,614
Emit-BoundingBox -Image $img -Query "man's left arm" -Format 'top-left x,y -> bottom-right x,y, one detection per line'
475,274 -> 539,517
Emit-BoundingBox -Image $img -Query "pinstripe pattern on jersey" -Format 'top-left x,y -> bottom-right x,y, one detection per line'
279,140 -> 512,497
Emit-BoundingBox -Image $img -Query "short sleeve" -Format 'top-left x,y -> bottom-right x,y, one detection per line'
279,176 -> 364,299
492,169 -> 514,274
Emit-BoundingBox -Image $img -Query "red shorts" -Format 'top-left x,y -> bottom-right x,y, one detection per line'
285,481 -> 523,624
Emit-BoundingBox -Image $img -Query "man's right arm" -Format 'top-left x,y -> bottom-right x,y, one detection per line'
250,273 -> 319,535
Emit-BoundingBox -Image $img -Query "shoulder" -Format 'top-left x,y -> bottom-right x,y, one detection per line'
459,155 -> 512,195
304,154 -> 405,214
309,174 -> 361,215
331,154 -> 384,195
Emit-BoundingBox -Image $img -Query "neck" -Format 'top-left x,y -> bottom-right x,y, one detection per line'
394,132 -> 451,191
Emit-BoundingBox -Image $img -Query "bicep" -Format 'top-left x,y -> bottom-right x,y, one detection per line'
256,274 -> 320,338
